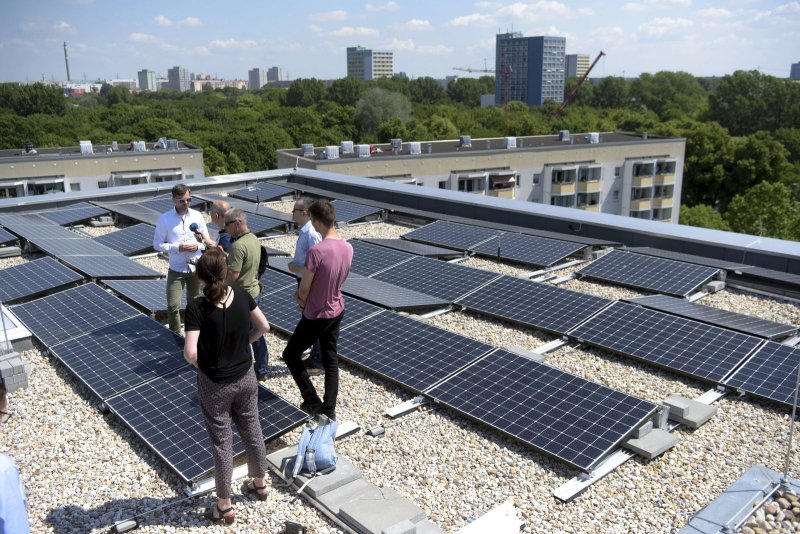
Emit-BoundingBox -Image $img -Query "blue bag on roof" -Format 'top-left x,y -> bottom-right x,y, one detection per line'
291,417 -> 338,478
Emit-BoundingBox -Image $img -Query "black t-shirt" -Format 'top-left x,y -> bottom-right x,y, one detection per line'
184,284 -> 256,383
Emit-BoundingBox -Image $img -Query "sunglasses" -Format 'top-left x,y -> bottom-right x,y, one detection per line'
224,219 -> 239,227
292,208 -> 306,213
174,197 -> 192,204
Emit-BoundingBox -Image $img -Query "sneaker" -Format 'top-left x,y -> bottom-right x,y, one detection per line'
299,400 -> 322,417
306,367 -> 324,377
255,372 -> 268,382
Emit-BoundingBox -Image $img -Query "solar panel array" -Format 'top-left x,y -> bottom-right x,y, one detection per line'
0,257 -> 84,304
40,203 -> 109,226
426,349 -> 659,472
577,249 -> 720,297
58,254 -> 162,279
93,224 -> 155,256
33,238 -> 118,257
1,221 -> 80,242
570,302 -> 763,383
732,266 -> 800,289
103,279 -> 186,314
348,239 -> 415,276
342,277 -> 449,311
357,238 -> 463,258
330,200 -> 382,223
725,342 -> 800,408
91,201 -> 161,226
373,256 -> 501,302
194,193 -> 294,223
470,232 -> 586,267
626,294 -> 796,340
228,182 -> 294,203
456,275 -> 612,335
106,365 -> 306,483
404,220 -> 500,251
260,267 -> 297,294
337,312 -> 494,393
625,247 -> 751,271
0,227 -> 16,246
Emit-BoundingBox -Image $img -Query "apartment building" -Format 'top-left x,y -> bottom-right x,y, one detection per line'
346,46 -> 394,80
495,33 -> 565,106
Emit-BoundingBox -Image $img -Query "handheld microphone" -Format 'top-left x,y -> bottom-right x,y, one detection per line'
189,222 -> 199,233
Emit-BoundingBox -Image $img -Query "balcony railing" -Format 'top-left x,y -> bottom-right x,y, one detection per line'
551,182 -> 576,195
630,198 -> 651,210
654,173 -> 675,185
652,197 -> 673,209
632,175 -> 653,187
577,181 -> 601,193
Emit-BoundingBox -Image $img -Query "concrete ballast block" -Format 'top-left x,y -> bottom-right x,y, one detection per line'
623,428 -> 680,460
664,394 -> 718,429
339,487 -> 426,534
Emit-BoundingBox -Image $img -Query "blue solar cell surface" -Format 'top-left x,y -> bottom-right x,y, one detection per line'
93,224 -> 156,256
725,342 -> 800,408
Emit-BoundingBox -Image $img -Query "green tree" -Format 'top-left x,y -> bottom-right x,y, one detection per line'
409,77 -> 448,104
679,204 -> 730,231
425,116 -> 459,139
725,131 -> 792,208
203,145 -> 228,175
377,117 -> 409,142
447,77 -> 483,107
99,83 -> 131,106
328,77 -> 366,107
563,77 -> 594,107
773,128 -> 800,164
226,151 -> 245,174
285,78 -> 326,107
680,121 -> 734,207
591,76 -> 629,109
0,82 -> 66,116
724,181 -> 799,240
354,88 -> 411,136
628,71 -> 706,120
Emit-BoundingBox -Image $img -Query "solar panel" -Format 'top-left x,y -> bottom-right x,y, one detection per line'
260,267 -> 297,294
403,220 -> 500,251
341,277 -> 449,311
732,266 -> 800,288
194,193 -> 295,223
330,200 -> 382,223
137,195 -> 204,213
228,182 -> 294,203
40,205 -> 109,226
626,247 -> 751,271
626,294 -> 797,340
337,312 -> 494,394
58,255 -> 162,279
103,279 -> 186,314
10,283 -> 141,346
91,201 -> 161,226
105,365 -> 307,483
0,227 -> 16,246
0,213 -> 54,229
33,238 -> 119,257
570,302 -> 763,383
92,224 -> 155,256
263,257 -> 293,276
4,223 -> 82,242
0,257 -> 84,304
456,275 -> 612,335
577,249 -> 719,297
470,232 -> 586,267
348,239 -> 415,276
724,342 -> 800,408
372,256 -> 501,302
357,238 -> 463,258
259,287 -> 383,334
426,349 -> 659,472
48,315 -> 186,401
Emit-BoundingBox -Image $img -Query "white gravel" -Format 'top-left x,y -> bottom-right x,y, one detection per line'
1,214 -> 799,534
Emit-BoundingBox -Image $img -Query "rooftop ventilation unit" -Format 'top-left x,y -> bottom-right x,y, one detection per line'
559,130 -> 571,142
409,142 -> 421,155
459,135 -> 471,147
135,141 -> 147,152
390,138 -> 402,151
301,144 -> 314,157
323,146 -> 339,160
153,137 -> 167,150
79,140 -> 94,155
166,139 -> 179,150
587,132 -> 600,144
355,144 -> 371,158
340,141 -> 354,154
111,141 -> 118,151
504,136 -> 517,149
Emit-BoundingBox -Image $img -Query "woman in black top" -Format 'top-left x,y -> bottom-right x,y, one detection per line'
184,249 -> 271,524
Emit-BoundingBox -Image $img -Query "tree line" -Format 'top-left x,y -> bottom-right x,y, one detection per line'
0,70 -> 798,240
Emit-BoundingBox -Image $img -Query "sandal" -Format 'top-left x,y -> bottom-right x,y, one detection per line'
241,479 -> 268,501
204,503 -> 235,525
0,411 -> 11,424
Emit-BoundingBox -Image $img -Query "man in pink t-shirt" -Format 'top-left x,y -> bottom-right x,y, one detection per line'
282,200 -> 353,421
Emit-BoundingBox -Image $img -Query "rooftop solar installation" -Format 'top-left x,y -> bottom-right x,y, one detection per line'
103,279 -> 186,314
330,199 -> 382,223
194,193 -> 295,223
625,294 -> 797,340
403,220 -> 500,251
91,201 -> 161,226
357,238 -> 463,258
264,245 -> 289,257
3,223 -> 83,242
426,349 -> 659,472
11,283 -> 141,346
456,275 -> 612,335
349,239 -> 415,276
0,227 -> 16,245
92,224 -> 156,256
228,182 -> 294,203
724,341 -> 800,408
470,232 -> 587,267
577,249 -> 720,297
33,238 -> 119,257
263,256 -> 293,276
372,256 -> 502,302
58,255 -> 162,279
259,287 -> 383,334
337,311 -> 494,394
0,213 -> 53,229
105,365 -> 307,483
341,277 -> 449,311
731,266 -> 800,289
570,302 -> 763,384
0,257 -> 84,304
137,194 -> 205,213
40,205 -> 109,226
260,267 -> 297,294
625,247 -> 751,271
48,315 -> 186,401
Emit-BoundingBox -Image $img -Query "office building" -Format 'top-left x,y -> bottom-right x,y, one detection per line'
346,46 -> 393,80
167,66 -> 190,92
791,62 -> 800,79
277,131 -> 685,223
249,68 -> 267,90
267,66 -> 283,83
565,54 -> 590,78
495,33 -> 565,106
0,140 -> 204,198
137,70 -> 157,91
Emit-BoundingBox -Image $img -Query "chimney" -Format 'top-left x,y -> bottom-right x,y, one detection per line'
63,42 -> 71,82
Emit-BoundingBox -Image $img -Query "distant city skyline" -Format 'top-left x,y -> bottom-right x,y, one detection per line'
2,0 -> 798,84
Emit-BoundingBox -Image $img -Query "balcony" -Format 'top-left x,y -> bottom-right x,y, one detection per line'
632,175 -> 653,188
488,188 -> 515,199
551,182 -> 576,195
630,198 -> 651,210
578,204 -> 599,212
654,173 -> 675,185
577,181 -> 600,193
652,197 -> 673,209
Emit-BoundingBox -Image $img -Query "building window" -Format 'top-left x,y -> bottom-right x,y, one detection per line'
98,181 -> 108,189
614,166 -> 621,178
70,182 -> 81,192
533,173 -> 541,185
29,182 -> 65,195
613,190 -> 619,201
438,181 -> 447,189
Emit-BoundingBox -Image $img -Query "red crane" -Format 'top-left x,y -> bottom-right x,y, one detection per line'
551,51 -> 605,118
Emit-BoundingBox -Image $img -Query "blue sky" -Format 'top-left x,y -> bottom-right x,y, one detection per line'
2,0 -> 798,83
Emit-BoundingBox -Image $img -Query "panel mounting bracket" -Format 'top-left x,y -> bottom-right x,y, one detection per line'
384,395 -> 428,419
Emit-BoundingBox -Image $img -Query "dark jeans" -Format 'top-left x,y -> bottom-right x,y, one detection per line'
282,311 -> 343,415
251,290 -> 269,375
296,279 -> 322,368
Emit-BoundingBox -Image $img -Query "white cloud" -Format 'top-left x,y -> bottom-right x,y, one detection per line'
474,1 -> 502,7
209,38 -> 258,49
313,10 -> 348,21
449,1 -> 591,27
417,44 -> 454,54
388,38 -> 416,51
11,38 -> 35,47
382,38 -> 453,55
623,0 -> 691,11
179,17 -> 201,26
54,21 -> 77,33
448,13 -> 496,27
393,19 -> 432,31
329,26 -> 379,37
129,33 -> 157,43
637,17 -> 693,38
697,8 -> 734,19
155,15 -> 172,27
308,24 -> 322,33
365,1 -> 398,11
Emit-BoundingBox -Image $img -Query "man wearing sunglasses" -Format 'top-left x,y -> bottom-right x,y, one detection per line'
153,184 -> 209,334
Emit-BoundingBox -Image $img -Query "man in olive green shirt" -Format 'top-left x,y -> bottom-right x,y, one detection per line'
225,208 -> 269,380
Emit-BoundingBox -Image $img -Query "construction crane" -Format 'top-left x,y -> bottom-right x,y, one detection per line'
452,58 -> 512,110
551,51 -> 605,118
453,58 -> 494,74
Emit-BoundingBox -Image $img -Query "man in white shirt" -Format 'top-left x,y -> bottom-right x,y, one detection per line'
152,184 -> 209,334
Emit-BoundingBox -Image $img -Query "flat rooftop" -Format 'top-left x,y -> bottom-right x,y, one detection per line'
0,140 -> 201,161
